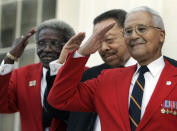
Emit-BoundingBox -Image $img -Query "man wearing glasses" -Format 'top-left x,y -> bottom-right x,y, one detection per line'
48,6 -> 177,131
0,19 -> 78,131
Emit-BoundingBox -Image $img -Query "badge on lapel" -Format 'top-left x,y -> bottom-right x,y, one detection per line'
166,81 -> 172,86
161,100 -> 177,116
29,80 -> 36,87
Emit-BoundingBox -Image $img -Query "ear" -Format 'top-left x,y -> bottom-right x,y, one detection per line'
159,30 -> 165,43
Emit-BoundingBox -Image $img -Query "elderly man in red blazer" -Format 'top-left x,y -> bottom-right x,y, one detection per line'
48,6 -> 177,131
0,19 -> 85,131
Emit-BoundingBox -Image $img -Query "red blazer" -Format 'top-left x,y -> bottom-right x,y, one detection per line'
0,63 -> 66,131
48,52 -> 177,131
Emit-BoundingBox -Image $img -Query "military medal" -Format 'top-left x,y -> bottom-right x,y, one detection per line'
173,101 -> 177,116
170,101 -> 173,114
173,110 -> 177,115
161,108 -> 166,114
161,101 -> 166,114
169,110 -> 173,114
161,100 -> 177,116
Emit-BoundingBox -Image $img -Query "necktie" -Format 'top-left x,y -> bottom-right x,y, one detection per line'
42,70 -> 69,129
42,70 -> 56,129
129,66 -> 149,131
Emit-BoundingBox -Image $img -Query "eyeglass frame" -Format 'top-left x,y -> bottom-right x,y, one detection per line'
36,39 -> 65,50
123,24 -> 161,38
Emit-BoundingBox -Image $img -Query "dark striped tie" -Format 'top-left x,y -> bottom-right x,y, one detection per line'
42,70 -> 54,128
129,66 -> 149,131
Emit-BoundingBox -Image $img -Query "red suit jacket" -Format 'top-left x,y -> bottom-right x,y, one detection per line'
48,52 -> 177,131
0,63 -> 66,131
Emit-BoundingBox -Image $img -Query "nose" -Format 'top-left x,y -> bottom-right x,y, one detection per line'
130,29 -> 140,39
43,43 -> 53,52
101,42 -> 110,52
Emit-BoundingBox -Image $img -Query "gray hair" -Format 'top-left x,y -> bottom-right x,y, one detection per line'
127,6 -> 165,30
35,19 -> 75,42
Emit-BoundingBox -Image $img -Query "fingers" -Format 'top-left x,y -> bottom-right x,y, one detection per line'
68,32 -> 85,46
98,22 -> 115,37
21,28 -> 36,47
75,32 -> 85,42
10,28 -> 36,57
23,40 -> 29,47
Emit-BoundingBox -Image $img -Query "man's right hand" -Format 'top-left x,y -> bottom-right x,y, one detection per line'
4,29 -> 36,64
78,23 -> 115,56
58,32 -> 85,64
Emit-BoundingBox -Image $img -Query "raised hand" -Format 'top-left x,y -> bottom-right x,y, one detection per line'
78,23 -> 115,56
5,28 -> 36,64
58,32 -> 85,64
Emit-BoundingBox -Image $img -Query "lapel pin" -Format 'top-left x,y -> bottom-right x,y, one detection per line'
29,80 -> 36,87
166,81 -> 171,86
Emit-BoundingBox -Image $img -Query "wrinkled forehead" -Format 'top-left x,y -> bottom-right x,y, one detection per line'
124,11 -> 153,28
93,18 -> 118,31
38,27 -> 65,41
93,19 -> 123,37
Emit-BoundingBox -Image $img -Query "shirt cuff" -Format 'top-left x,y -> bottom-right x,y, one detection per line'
0,60 -> 14,75
73,50 -> 86,58
49,60 -> 63,76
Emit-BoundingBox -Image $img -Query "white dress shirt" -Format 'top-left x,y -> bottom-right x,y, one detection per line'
129,56 -> 165,118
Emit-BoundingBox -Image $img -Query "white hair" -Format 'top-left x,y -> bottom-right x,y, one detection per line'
35,19 -> 75,42
127,6 -> 165,30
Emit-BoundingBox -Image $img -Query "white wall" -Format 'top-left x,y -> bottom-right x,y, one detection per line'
57,0 -> 177,67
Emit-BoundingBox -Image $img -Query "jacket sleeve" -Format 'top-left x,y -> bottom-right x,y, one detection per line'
48,51 -> 99,113
0,70 -> 18,113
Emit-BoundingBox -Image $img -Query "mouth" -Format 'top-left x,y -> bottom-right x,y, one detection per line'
41,55 -> 57,63
103,54 -> 117,62
42,56 -> 53,60
130,42 -> 145,48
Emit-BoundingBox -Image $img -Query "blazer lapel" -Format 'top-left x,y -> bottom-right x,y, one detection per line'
137,61 -> 177,130
27,63 -> 43,120
116,65 -> 137,131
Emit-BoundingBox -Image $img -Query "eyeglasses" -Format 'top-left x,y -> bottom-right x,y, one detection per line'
123,24 -> 161,37
37,40 -> 65,50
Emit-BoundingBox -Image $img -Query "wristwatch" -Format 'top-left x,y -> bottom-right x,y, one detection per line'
6,52 -> 18,61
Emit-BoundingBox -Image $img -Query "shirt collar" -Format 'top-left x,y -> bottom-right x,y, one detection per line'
124,57 -> 137,67
135,56 -> 165,77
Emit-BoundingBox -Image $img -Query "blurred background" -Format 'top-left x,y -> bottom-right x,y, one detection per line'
0,0 -> 177,130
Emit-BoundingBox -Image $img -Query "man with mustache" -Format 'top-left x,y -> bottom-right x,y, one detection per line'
48,6 -> 177,131
0,19 -> 82,131
45,9 -> 136,131
66,9 -> 136,131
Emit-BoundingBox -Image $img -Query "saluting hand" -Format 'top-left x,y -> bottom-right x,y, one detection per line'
58,32 -> 85,64
5,29 -> 36,64
78,23 -> 115,56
